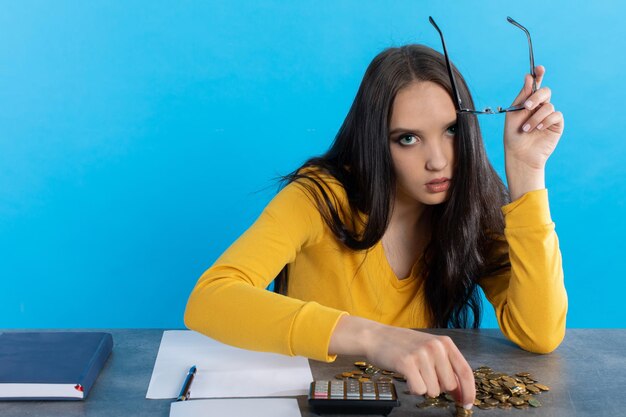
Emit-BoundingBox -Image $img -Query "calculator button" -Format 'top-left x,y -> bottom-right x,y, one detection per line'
312,381 -> 329,399
346,380 -> 360,398
377,382 -> 393,399
330,380 -> 344,399
362,381 -> 376,399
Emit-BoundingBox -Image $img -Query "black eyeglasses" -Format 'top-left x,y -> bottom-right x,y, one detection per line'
429,16 -> 537,115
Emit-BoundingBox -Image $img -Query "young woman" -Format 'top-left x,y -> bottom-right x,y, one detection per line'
184,44 -> 567,410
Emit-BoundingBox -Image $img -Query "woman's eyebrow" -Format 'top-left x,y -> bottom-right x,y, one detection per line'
389,119 -> 457,136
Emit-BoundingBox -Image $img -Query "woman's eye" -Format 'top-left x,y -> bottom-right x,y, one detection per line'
398,134 -> 418,146
446,125 -> 457,136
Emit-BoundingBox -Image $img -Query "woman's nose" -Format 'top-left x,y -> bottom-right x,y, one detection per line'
425,142 -> 449,171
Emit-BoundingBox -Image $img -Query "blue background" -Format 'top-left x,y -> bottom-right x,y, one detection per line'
1,1 -> 624,329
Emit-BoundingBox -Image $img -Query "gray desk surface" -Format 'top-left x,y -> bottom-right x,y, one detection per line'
0,329 -> 625,417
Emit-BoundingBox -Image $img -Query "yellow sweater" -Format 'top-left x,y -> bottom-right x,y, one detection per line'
185,171 -> 567,362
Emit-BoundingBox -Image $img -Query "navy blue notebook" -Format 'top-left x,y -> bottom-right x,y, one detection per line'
0,332 -> 113,401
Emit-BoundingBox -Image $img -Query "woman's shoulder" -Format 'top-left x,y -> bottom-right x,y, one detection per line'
287,165 -> 349,202
260,165 -> 352,244
271,164 -> 356,225
295,165 -> 344,186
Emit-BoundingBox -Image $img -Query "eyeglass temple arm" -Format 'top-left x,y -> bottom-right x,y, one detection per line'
429,16 -> 464,111
507,16 -> 537,93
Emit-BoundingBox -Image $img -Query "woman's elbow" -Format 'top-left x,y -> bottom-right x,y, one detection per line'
183,291 -> 203,331
519,326 -> 566,354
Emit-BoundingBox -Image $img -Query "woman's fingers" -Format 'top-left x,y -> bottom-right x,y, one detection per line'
523,86 -> 552,111
537,111 -> 565,133
444,336 -> 476,408
406,368 -> 427,396
400,335 -> 474,408
432,337 -> 462,395
522,102 -> 555,132
511,65 -> 545,107
418,358 -> 442,397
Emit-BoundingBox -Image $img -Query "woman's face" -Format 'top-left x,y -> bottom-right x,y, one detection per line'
388,81 -> 457,208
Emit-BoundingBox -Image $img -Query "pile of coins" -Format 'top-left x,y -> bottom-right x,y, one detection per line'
415,365 -> 550,415
333,361 -> 407,384
338,362 -> 550,416
472,365 -> 549,410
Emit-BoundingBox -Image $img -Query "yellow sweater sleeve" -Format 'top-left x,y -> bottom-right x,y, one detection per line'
184,180 -> 348,362
479,189 -> 568,353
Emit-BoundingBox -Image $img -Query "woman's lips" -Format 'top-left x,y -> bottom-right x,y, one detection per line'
425,179 -> 451,193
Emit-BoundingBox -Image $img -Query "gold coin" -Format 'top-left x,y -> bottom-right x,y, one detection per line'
501,376 -> 516,384
334,374 -> 346,380
516,372 -> 531,377
341,372 -> 352,377
484,398 -> 499,406
514,404 -> 529,410
526,384 -> 541,394
528,398 -> 542,407
534,383 -> 551,391
455,406 -> 473,416
358,377 -> 371,382
354,361 -> 367,367
498,402 -> 512,409
377,376 -> 393,383
493,394 -> 509,402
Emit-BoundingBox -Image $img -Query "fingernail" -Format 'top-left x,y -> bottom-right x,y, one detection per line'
464,403 -> 473,410
537,123 -> 544,130
522,123 -> 531,132
524,100 -> 533,109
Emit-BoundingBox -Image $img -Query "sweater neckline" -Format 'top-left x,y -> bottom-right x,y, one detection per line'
374,240 -> 422,289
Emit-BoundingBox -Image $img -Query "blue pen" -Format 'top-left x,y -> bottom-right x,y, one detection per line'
176,365 -> 197,401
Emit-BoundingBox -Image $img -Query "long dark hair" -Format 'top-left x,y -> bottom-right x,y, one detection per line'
274,44 -> 509,329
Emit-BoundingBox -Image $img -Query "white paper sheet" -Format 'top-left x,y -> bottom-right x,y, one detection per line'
146,330 -> 313,399
170,398 -> 301,417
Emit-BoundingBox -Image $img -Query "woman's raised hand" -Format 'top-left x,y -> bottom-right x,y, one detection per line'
329,315 -> 476,410
502,65 -> 565,200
